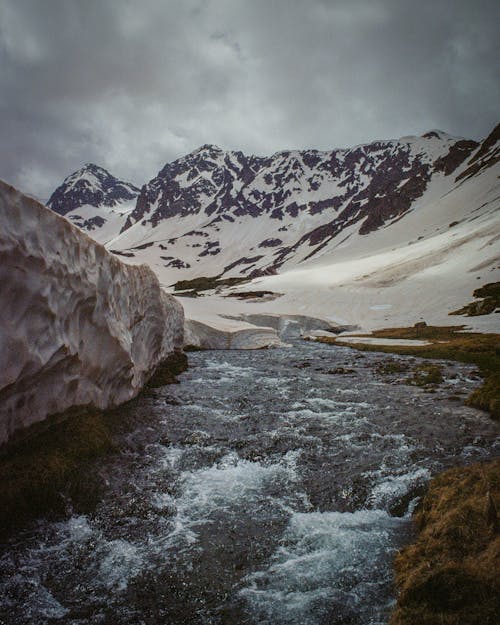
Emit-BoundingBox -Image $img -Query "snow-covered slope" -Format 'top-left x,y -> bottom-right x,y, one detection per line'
46,123 -> 500,331
0,180 -> 184,446
174,125 -> 500,331
247,155 -> 500,330
47,164 -> 140,244
101,129 -> 482,283
179,125 -> 499,333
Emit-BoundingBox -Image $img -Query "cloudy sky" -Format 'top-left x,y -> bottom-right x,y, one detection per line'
1,0 -> 498,198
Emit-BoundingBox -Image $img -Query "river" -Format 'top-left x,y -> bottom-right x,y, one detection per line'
1,340 -> 498,625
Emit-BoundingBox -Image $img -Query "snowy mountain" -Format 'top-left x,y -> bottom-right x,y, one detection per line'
102,129 -> 484,281
47,164 -> 140,244
46,124 -> 500,330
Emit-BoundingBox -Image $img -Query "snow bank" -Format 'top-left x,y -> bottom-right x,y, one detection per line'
228,313 -> 355,338
334,337 -> 431,347
0,181 -> 184,445
178,295 -> 282,349
184,319 -> 282,350
181,307 -> 356,349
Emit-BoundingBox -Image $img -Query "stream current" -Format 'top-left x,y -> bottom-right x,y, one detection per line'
1,340 -> 499,625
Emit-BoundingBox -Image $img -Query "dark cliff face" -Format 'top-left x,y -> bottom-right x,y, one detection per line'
47,164 -> 140,216
433,140 -> 478,176
121,146 -> 272,232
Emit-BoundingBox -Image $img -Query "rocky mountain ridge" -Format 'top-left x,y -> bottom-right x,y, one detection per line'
47,164 -> 140,244
48,163 -> 140,215
46,124 -> 498,284
124,131 -> 476,233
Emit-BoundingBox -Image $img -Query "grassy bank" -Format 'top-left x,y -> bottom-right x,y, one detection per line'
0,410 -> 115,538
390,459 -> 500,625
0,351 -> 188,541
315,325 -> 500,419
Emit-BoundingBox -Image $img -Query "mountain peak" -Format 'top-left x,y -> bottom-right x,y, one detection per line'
194,144 -> 223,155
80,162 -> 110,174
422,129 -> 456,141
47,165 -> 139,216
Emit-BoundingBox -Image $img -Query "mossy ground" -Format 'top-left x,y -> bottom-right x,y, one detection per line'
376,359 -> 411,375
0,351 -> 188,541
0,411 -> 114,538
146,351 -> 188,387
315,325 -> 500,418
390,459 -> 500,625
409,363 -> 444,387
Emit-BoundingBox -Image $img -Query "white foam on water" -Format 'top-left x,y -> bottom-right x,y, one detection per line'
291,398 -> 339,411
335,387 -> 357,395
175,451 -> 303,523
369,432 -> 408,443
461,445 -> 497,459
240,508 -> 405,625
147,451 -> 308,553
286,408 -> 332,421
65,514 -> 94,542
331,432 -> 368,448
98,539 -> 143,592
173,403 -> 235,421
367,467 -> 430,511
266,428 -> 324,448
158,445 -> 185,470
0,569 -> 69,620
289,404 -> 362,421
292,397 -> 371,413
204,360 -> 258,377
0,515 -> 147,621
26,584 -> 69,620
57,518 -> 145,594
261,375 -> 296,388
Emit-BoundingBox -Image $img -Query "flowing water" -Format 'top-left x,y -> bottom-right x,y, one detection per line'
1,340 -> 499,625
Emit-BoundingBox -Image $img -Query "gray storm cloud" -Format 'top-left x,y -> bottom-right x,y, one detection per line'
0,0 -> 498,197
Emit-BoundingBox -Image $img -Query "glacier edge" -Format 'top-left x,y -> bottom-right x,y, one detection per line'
0,180 -> 184,445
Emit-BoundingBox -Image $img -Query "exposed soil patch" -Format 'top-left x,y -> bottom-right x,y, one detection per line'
171,275 -> 249,293
450,282 -> 500,317
223,290 -> 279,300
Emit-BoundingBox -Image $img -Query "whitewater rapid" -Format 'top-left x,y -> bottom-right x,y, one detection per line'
1,341 -> 498,625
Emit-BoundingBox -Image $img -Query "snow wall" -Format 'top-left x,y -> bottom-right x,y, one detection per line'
0,180 -> 184,445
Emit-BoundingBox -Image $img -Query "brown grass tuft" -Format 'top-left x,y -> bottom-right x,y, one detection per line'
390,459 -> 500,625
